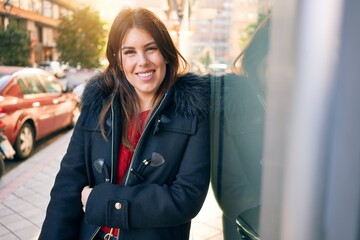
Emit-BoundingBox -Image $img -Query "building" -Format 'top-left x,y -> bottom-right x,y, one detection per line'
188,0 -> 263,70
0,0 -> 78,66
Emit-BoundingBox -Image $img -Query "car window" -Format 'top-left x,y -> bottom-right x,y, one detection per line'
17,73 -> 46,95
0,75 -> 11,90
39,72 -> 62,93
17,77 -> 30,94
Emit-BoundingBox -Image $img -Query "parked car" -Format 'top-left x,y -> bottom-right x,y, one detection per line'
0,121 -> 16,178
38,61 -> 68,90
38,61 -> 67,78
0,66 -> 80,160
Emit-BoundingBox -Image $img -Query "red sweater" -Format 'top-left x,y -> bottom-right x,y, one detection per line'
101,110 -> 149,238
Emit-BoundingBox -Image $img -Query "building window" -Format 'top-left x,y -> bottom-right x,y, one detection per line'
43,0 -> 52,18
11,0 -> 20,8
37,26 -> 43,43
20,0 -> 32,10
53,4 -> 59,19
33,0 -> 43,14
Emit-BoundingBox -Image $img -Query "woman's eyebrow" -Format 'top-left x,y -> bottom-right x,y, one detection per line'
144,41 -> 157,47
121,41 -> 157,51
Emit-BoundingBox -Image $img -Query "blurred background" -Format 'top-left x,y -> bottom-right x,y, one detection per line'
0,1 -> 359,240
0,0 -> 270,74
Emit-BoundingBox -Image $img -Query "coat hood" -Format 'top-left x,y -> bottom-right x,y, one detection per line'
81,72 -> 210,119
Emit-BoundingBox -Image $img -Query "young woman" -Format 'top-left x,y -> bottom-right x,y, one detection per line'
39,8 -> 210,240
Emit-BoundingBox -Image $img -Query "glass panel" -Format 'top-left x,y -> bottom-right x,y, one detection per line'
33,0 -> 43,14
21,73 -> 46,94
17,76 -> 31,95
39,73 -> 62,93
53,4 -> 60,19
20,0 -> 32,11
43,0 -> 52,18
11,0 -> 20,8
187,1 -> 271,240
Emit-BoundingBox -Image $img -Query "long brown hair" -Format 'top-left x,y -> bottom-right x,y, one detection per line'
98,8 -> 188,149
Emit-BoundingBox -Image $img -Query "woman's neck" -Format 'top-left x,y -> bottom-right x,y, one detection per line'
139,98 -> 153,112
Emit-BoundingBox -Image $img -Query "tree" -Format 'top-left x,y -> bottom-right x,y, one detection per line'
56,6 -> 106,68
197,47 -> 216,68
239,13 -> 268,51
0,22 -> 31,66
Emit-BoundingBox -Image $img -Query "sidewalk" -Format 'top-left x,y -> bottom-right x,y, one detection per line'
0,130 -> 223,240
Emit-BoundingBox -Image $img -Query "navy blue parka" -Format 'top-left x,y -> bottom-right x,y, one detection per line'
39,73 -> 210,240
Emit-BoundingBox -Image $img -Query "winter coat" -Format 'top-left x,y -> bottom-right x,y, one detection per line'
39,73 -> 211,240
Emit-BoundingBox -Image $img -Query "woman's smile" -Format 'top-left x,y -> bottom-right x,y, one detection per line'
121,27 -> 167,107
137,70 -> 155,80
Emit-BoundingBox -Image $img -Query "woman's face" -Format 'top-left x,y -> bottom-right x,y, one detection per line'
120,27 -> 167,107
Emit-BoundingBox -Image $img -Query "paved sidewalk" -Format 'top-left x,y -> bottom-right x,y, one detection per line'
0,130 -> 223,240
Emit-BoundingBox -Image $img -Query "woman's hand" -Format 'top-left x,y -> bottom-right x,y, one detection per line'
81,186 -> 93,212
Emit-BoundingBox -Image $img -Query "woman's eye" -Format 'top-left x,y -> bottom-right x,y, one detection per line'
123,50 -> 135,55
146,46 -> 158,52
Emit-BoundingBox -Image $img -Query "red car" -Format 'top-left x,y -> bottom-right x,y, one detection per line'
0,66 -> 80,159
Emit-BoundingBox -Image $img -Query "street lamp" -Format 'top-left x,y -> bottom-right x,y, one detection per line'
3,0 -> 13,30
3,0 -> 12,13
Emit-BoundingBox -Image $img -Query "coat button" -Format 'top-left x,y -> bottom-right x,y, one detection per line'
115,202 -> 122,210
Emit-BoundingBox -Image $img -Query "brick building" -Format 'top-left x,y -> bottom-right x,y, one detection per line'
0,0 -> 78,66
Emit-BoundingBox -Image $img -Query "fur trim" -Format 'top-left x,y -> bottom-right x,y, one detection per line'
172,73 -> 210,119
81,74 -> 109,114
81,73 -> 210,119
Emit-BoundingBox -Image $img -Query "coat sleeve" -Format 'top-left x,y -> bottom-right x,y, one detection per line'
39,108 -> 90,240
84,116 -> 211,230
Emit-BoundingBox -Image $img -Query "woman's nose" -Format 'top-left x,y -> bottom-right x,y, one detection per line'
138,52 -> 149,66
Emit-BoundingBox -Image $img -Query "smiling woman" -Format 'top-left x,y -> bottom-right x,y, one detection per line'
120,28 -> 167,111
39,7 -> 210,240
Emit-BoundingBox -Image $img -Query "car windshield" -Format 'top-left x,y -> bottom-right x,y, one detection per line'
0,75 -> 11,90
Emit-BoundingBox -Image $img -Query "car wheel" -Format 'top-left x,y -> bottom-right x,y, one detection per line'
15,123 -> 35,160
0,158 -> 4,178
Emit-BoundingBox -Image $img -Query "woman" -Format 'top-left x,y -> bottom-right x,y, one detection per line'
39,8 -> 210,240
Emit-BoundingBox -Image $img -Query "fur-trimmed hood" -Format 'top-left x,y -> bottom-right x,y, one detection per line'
81,72 -> 210,120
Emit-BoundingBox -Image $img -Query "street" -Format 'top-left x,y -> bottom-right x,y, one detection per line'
3,128 -> 71,175
65,68 -> 98,89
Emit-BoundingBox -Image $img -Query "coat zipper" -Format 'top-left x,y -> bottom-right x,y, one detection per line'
111,98 -> 115,183
107,92 -> 167,239
90,227 -> 101,240
105,96 -> 119,239
123,92 -> 168,186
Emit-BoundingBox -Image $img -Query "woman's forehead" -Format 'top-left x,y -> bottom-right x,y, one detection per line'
121,28 -> 155,46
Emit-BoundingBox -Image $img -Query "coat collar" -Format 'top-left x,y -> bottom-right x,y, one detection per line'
81,72 -> 210,120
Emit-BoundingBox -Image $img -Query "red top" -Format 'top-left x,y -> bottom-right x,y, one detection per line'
101,110 -> 150,238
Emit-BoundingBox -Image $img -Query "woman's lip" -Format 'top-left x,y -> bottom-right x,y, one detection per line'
137,70 -> 155,78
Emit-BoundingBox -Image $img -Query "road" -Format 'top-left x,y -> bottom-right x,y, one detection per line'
4,128 -> 72,175
65,67 -> 98,89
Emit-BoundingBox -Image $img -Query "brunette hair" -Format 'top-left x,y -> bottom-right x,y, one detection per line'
231,15 -> 270,76
98,8 -> 188,148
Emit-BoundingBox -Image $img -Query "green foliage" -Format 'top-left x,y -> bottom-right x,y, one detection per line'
197,47 -> 216,68
239,13 -> 268,51
0,22 -> 31,66
57,6 -> 107,68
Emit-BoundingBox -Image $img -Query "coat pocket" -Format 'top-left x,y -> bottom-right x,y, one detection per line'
154,114 -> 197,135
